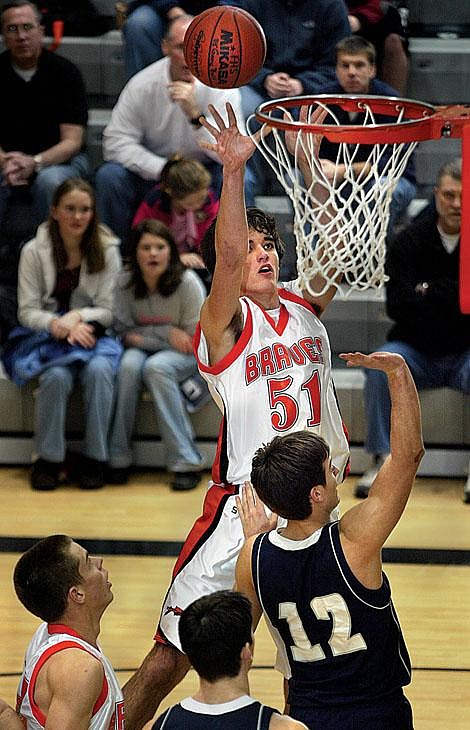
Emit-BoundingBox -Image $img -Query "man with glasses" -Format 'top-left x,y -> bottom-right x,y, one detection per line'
0,1 -> 89,236
355,158 -> 470,502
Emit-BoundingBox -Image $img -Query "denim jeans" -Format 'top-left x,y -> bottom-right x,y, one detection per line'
364,341 -> 470,455
109,347 -> 203,472
35,354 -> 115,463
122,4 -> 164,79
0,152 -> 90,233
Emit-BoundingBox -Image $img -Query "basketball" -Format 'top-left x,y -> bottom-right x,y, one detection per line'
183,6 -> 266,89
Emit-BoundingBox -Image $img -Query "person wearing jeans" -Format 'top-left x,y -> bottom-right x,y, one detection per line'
108,218 -> 205,490
356,158 -> 470,501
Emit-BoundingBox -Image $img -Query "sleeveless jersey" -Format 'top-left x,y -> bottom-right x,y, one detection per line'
195,282 -> 349,486
252,522 -> 411,711
152,695 -> 277,729
16,623 -> 125,729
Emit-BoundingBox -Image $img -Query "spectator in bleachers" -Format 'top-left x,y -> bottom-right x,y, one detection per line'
95,14 -> 252,243
347,0 -> 409,95
0,1 -> 90,241
108,218 -> 206,491
355,159 -> 470,502
132,155 -> 218,290
119,1 -> 225,80
231,0 -> 350,196
319,35 -> 416,231
4,178 -> 122,491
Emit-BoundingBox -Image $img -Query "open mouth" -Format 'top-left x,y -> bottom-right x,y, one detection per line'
258,265 -> 273,274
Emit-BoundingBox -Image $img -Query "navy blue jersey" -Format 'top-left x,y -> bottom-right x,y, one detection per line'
252,522 -> 411,712
152,696 -> 278,729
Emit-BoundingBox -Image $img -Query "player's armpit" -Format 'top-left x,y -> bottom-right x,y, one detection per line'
43,648 -> 105,730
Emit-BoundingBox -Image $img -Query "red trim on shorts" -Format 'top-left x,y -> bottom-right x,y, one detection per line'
154,482 -> 238,647
172,483 -> 237,577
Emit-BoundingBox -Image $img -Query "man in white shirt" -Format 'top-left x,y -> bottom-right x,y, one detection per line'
95,13 -> 253,242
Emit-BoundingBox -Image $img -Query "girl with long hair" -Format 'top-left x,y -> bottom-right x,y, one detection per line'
15,178 -> 122,490
108,218 -> 205,490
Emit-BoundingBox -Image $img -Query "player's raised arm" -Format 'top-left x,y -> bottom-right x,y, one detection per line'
199,104 -> 256,360
338,351 -> 424,572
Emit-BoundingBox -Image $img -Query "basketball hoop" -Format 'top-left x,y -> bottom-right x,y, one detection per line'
247,95 -> 470,299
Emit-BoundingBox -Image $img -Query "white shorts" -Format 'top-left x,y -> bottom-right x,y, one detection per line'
155,484 -> 341,651
156,483 -> 243,651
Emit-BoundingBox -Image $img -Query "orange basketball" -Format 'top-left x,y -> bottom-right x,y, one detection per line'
183,5 -> 266,89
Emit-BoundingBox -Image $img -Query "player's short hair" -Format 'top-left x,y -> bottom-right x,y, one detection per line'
437,158 -> 462,186
13,535 -> 81,622
200,207 -> 285,277
335,35 -> 376,65
178,590 -> 253,682
251,431 -> 330,520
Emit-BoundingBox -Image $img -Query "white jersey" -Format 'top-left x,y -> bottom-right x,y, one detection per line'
195,282 -> 349,485
16,623 -> 125,730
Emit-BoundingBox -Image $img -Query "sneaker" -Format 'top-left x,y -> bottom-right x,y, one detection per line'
180,373 -> 211,413
79,457 -> 105,490
170,471 -> 203,491
31,459 -> 60,491
354,455 -> 387,499
106,466 -> 130,485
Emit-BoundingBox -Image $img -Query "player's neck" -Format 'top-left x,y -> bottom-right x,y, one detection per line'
193,673 -> 250,705
281,516 -> 325,541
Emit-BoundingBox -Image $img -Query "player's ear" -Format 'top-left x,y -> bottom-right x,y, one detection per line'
69,585 -> 85,604
241,642 -> 253,666
310,485 -> 323,503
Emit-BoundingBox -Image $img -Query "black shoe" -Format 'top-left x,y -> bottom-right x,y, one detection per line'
31,459 -> 60,491
170,471 -> 203,491
106,466 -> 130,485
79,457 -> 105,490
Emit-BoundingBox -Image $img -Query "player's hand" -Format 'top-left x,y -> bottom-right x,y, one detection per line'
236,481 -> 278,539
200,103 -> 256,170
339,351 -> 407,376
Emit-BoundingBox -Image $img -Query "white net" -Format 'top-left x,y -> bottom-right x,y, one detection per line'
247,97 -> 420,297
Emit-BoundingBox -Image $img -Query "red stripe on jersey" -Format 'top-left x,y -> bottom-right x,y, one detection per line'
279,286 -> 318,314
27,640 -> 107,726
195,304 -> 254,374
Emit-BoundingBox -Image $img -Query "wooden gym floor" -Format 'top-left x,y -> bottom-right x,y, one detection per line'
0,466 -> 469,728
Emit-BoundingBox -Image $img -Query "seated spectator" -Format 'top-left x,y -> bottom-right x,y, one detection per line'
231,0 -> 350,197
319,35 -> 416,232
347,0 -> 409,95
0,1 -> 90,243
354,159 -> 470,502
108,219 -> 206,491
152,590 -> 307,729
132,155 -> 218,289
119,1 -> 226,80
3,179 -> 122,491
95,14 -> 252,243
